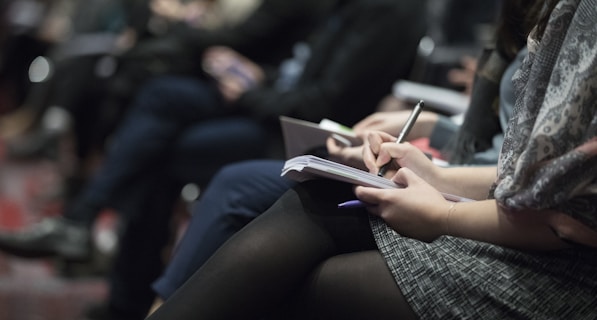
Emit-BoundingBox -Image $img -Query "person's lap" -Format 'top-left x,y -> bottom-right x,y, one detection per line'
102,114 -> 272,314
153,159 -> 297,299
147,179 -> 415,319
168,117 -> 271,185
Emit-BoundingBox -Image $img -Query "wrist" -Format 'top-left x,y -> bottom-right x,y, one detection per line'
444,202 -> 457,236
422,163 -> 446,191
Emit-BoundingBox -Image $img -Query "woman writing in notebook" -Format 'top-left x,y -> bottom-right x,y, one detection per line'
147,0 -> 597,318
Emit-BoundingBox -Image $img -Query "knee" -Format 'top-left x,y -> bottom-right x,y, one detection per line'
211,162 -> 251,188
131,76 -> 215,116
135,76 -> 180,103
206,160 -> 285,215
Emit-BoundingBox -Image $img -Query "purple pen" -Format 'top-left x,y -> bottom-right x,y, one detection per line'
337,200 -> 369,208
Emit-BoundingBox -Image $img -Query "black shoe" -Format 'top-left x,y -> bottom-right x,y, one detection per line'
0,217 -> 91,261
6,128 -> 61,160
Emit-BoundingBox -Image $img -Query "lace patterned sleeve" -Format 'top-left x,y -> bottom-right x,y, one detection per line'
493,0 -> 597,231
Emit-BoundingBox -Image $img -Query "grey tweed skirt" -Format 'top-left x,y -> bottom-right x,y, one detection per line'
369,217 -> 597,319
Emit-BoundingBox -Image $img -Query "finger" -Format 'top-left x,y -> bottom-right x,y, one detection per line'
460,55 -> 478,70
218,80 -> 243,103
374,139 -> 413,168
211,46 -> 233,55
362,131 -> 387,172
377,141 -> 429,169
326,136 -> 343,154
362,141 -> 378,172
365,131 -> 396,155
447,70 -> 469,85
354,187 -> 392,217
365,131 -> 383,159
354,186 -> 384,206
375,142 -> 397,169
202,46 -> 221,59
391,167 -> 422,188
363,131 -> 400,173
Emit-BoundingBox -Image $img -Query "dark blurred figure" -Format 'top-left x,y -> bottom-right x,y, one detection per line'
0,1 -> 343,319
0,0 -> 129,155
1,0 -> 334,203
0,0 -> 428,319
411,0 -> 502,89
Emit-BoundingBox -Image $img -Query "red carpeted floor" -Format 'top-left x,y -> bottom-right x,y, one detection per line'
0,139 -> 112,320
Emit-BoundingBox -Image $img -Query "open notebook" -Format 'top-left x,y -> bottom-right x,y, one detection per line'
282,155 -> 473,203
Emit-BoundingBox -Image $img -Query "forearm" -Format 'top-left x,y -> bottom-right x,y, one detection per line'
435,166 -> 496,200
446,200 -> 569,251
405,111 -> 439,141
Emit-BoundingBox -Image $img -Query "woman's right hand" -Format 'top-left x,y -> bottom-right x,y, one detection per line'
362,130 -> 441,185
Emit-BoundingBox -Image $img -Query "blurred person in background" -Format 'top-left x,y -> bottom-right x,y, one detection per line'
0,0 -> 425,319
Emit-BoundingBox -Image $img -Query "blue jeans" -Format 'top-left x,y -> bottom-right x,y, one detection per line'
152,160 -> 296,299
68,75 -> 229,220
63,75 -> 270,318
104,119 -> 270,318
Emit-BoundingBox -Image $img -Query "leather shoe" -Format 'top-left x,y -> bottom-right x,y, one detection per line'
0,217 -> 91,261
6,128 -> 60,160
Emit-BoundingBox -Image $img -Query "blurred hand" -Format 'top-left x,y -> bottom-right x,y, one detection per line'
374,95 -> 411,112
151,0 -> 185,20
325,137 -> 366,170
353,111 -> 438,138
447,55 -> 477,95
150,0 -> 208,23
353,112 -> 404,137
202,46 -> 265,103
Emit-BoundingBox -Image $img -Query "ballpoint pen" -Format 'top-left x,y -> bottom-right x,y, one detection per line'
337,199 -> 370,208
338,193 -> 473,209
377,100 -> 424,177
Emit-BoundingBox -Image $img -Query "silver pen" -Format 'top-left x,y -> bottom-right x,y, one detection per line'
377,100 -> 424,177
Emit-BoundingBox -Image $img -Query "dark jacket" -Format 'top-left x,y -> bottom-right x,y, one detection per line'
174,0 -> 338,69
237,0 -> 428,127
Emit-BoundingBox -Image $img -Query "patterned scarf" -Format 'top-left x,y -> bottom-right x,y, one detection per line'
493,0 -> 597,230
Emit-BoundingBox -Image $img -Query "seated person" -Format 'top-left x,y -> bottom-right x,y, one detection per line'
147,0 -> 597,318
0,0 -> 428,319
149,25 -> 529,314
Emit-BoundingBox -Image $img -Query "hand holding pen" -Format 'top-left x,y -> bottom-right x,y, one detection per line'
377,100 -> 424,176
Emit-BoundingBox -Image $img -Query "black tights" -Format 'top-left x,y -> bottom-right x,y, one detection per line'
147,180 -> 417,320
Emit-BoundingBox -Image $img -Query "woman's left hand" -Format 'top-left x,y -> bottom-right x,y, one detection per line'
355,167 -> 451,242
